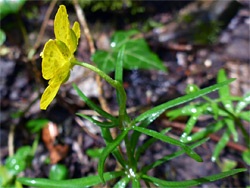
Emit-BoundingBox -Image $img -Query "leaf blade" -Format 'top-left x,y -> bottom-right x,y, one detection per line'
98,130 -> 129,183
17,171 -> 125,188
142,169 -> 246,188
132,126 -> 203,162
134,79 -> 235,124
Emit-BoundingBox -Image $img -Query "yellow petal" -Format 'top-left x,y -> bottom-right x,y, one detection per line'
54,5 -> 70,47
48,64 -> 71,86
54,5 -> 78,54
72,21 -> 81,44
40,84 -> 60,110
41,40 -> 70,80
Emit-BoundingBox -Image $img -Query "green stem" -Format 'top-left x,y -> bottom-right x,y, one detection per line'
31,132 -> 40,156
72,60 -> 128,128
218,106 -> 250,148
124,134 -> 136,171
72,60 -> 118,88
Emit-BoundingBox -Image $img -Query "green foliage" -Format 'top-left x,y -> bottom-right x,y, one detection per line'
18,44 -> 246,187
49,164 -> 68,180
0,0 -> 26,20
166,69 -> 250,164
92,30 -> 167,74
6,146 -> 32,175
26,119 -> 49,133
86,148 -> 104,158
142,169 -> 246,188
0,29 -> 6,46
18,171 -> 125,188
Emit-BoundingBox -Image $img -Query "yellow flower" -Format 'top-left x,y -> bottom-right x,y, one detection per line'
40,5 -> 80,110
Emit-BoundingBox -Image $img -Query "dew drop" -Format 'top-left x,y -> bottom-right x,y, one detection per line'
110,42 -> 116,48
187,136 -> 192,141
191,108 -> 197,113
211,156 -> 216,162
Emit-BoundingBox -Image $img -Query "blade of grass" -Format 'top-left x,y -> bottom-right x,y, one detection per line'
132,126 -> 203,162
141,169 -> 246,188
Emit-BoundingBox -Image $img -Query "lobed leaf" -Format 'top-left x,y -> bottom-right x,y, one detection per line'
18,171 -> 125,188
132,126 -> 203,162
92,30 -> 166,74
141,169 -> 246,188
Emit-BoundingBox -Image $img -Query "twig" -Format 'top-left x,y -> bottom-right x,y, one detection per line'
162,120 -> 248,153
75,116 -> 99,141
34,0 -> 58,51
72,0 -> 95,54
8,125 -> 15,156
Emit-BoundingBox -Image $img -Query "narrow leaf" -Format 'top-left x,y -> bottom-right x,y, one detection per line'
18,171 -> 125,188
132,126 -> 203,162
142,169 -> 246,188
217,69 -> 234,112
98,129 -> 129,183
100,128 -> 126,168
135,128 -> 172,161
141,138 -> 208,173
224,118 -> 238,142
131,111 -> 161,154
114,176 -> 130,188
133,79 -> 235,124
211,129 -> 230,162
235,92 -> 250,113
180,106 -> 205,142
238,111 -> 250,122
76,113 -> 117,128
181,120 -> 224,143
73,83 -> 116,121
132,178 -> 141,188
115,45 -> 125,84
